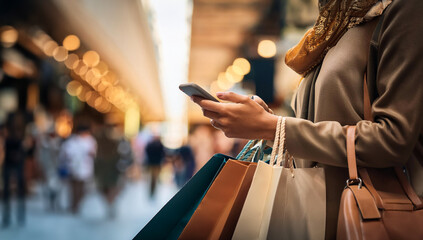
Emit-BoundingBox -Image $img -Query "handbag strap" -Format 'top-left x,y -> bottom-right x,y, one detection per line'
363,74 -> 372,121
364,71 -> 422,209
394,167 -> 423,209
346,125 -> 381,219
346,126 -> 359,182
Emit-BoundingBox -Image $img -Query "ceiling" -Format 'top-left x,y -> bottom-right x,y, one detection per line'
188,0 -> 274,86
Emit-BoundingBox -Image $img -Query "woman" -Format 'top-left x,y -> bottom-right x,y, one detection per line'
191,0 -> 423,238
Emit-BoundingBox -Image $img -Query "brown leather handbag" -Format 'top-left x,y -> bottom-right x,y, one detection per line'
337,126 -> 423,240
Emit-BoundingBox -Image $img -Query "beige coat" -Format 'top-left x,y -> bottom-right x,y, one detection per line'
286,0 -> 423,238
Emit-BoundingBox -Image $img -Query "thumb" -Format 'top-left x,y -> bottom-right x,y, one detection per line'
216,91 -> 249,103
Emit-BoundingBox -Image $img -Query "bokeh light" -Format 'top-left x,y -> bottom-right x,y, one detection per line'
217,72 -> 234,90
74,60 -> 88,75
83,50 -> 100,67
94,96 -> 105,108
233,58 -> 251,75
225,66 -> 243,83
85,69 -> 101,87
93,61 -> 109,76
1,26 -> 19,47
103,71 -> 118,85
257,39 -> 276,58
76,87 -> 89,102
66,80 -> 83,96
55,112 -> 73,138
52,46 -> 68,62
86,91 -> 98,107
62,34 -> 80,51
64,53 -> 79,69
97,80 -> 111,92
43,40 -> 58,57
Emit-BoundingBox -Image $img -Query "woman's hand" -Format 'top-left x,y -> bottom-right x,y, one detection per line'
250,95 -> 274,114
191,92 -> 279,140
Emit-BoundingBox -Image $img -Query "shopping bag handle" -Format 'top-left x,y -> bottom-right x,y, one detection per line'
236,139 -> 267,162
270,116 -> 285,166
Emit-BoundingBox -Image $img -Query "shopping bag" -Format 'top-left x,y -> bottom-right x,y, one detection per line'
178,159 -> 257,240
133,140 -> 264,240
232,116 -> 285,240
267,152 -> 326,240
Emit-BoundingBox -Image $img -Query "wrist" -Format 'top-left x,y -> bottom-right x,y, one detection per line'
261,113 -> 279,141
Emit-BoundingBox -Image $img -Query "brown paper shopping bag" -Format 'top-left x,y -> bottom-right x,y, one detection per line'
179,159 -> 257,240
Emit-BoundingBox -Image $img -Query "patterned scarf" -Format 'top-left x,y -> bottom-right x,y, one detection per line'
285,0 -> 391,76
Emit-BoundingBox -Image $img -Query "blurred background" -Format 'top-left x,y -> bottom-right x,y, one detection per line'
0,0 -> 318,239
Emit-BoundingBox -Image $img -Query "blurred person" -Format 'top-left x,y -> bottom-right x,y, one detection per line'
36,126 -> 62,211
0,124 -> 5,171
59,122 -> 96,214
188,125 -> 215,173
145,135 -> 165,198
125,128 -> 153,181
23,117 -> 38,192
174,143 -> 196,188
132,128 -> 153,167
94,124 -> 128,219
117,132 -> 134,175
2,111 -> 31,227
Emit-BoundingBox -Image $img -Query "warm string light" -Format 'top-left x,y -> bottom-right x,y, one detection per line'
83,50 -> 100,67
257,39 -> 276,58
94,61 -> 108,76
53,46 -> 68,62
64,53 -> 79,69
212,57 -> 251,91
43,40 -> 58,56
33,30 -> 138,114
233,58 -> 251,75
76,87 -> 89,102
66,80 -> 83,96
225,66 -> 243,83
62,35 -> 80,51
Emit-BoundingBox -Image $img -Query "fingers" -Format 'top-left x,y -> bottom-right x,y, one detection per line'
251,95 -> 273,114
216,91 -> 249,103
191,96 -> 223,120
203,109 -> 220,119
191,96 -> 222,112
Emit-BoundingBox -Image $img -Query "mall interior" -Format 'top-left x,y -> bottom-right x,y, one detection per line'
0,0 -> 318,239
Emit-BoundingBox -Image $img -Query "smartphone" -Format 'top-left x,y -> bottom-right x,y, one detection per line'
179,83 -> 219,102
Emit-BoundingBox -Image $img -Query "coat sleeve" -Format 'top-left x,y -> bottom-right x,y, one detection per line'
284,0 -> 423,168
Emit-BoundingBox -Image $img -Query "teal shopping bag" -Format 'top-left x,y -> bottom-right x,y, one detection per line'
133,140 -> 267,240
